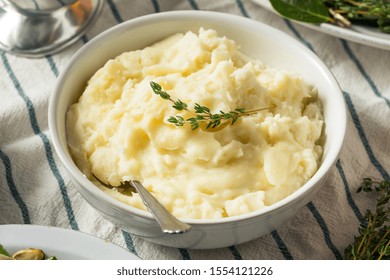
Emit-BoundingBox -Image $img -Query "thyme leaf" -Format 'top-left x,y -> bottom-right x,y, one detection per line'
344,178 -> 390,260
150,81 -> 275,130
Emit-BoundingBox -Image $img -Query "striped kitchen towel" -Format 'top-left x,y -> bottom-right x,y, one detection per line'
1,0 -> 389,260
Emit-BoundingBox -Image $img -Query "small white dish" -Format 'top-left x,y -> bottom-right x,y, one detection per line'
252,0 -> 390,51
0,224 -> 139,260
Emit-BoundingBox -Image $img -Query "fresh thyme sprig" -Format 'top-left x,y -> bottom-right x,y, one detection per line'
150,81 -> 275,130
344,178 -> 390,260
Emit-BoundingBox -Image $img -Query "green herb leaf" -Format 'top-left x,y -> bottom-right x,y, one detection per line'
344,178 -> 390,260
172,99 -> 188,111
0,243 -> 10,257
168,116 -> 185,126
150,81 -> 171,100
150,81 -> 275,130
269,0 -> 390,33
325,0 -> 390,33
270,0 -> 331,24
194,103 -> 210,114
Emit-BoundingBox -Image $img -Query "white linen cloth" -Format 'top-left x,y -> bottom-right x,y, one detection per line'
1,0 -> 389,260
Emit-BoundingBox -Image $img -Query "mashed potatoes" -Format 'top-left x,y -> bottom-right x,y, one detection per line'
66,28 -> 324,219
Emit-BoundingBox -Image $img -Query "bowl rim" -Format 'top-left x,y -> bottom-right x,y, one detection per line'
49,10 -> 346,226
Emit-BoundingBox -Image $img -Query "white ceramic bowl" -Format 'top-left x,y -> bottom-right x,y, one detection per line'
49,11 -> 346,249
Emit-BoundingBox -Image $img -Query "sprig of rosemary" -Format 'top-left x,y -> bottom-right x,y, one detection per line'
150,81 -> 274,130
344,178 -> 390,260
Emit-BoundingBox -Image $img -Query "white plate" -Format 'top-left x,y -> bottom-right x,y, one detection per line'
0,224 -> 140,260
252,0 -> 390,50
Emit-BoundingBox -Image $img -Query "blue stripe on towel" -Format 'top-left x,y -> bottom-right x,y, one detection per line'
341,40 -> 390,108
187,0 -> 199,10
335,160 -> 364,223
271,230 -> 294,260
283,20 -> 314,51
45,55 -> 59,77
0,52 -> 79,230
343,91 -> 390,181
236,0 -> 249,17
107,0 -> 124,23
0,149 -> 31,224
179,248 -> 191,259
150,0 -> 160,12
81,35 -> 89,44
307,202 -> 343,259
31,0 -> 40,10
121,230 -> 138,256
236,0 -> 292,259
228,246 -> 243,260
229,246 -> 243,259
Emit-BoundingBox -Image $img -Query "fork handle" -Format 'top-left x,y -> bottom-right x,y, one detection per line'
130,181 -> 192,234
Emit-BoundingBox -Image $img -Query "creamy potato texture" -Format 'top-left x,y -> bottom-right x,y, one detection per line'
66,28 -> 324,219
